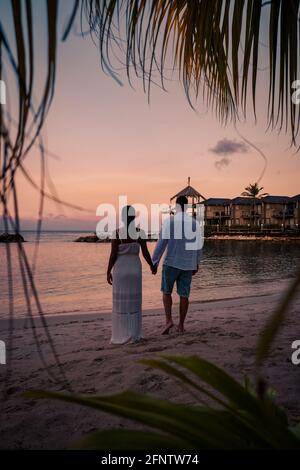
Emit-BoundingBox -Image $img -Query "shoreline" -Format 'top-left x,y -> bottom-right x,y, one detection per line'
72,233 -> 300,243
206,234 -> 300,241
2,232 -> 300,244
0,291 -> 279,327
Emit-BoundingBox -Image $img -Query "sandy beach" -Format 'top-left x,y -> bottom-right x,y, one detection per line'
0,291 -> 299,449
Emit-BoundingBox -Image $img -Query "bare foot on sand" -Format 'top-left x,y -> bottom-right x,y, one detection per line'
176,325 -> 185,334
161,321 -> 174,335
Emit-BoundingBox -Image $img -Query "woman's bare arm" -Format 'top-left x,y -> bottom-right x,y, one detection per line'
107,238 -> 119,284
139,238 -> 156,273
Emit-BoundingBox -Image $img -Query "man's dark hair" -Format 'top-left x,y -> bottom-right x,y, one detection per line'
176,195 -> 188,210
123,205 -> 136,225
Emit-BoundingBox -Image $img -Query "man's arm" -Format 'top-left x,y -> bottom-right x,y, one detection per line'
194,218 -> 203,274
152,220 -> 170,266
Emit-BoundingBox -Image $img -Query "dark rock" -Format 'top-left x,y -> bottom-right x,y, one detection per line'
73,234 -> 157,243
74,235 -> 98,243
74,234 -> 111,243
0,232 -> 25,243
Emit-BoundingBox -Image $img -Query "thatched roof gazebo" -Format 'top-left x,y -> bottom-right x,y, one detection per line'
170,177 -> 206,216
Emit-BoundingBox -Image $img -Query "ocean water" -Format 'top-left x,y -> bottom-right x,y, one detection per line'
0,231 -> 299,318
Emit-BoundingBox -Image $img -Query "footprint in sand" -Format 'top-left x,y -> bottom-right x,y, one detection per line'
182,340 -> 196,346
228,332 -> 243,338
6,386 -> 21,396
145,346 -> 168,353
93,357 -> 103,362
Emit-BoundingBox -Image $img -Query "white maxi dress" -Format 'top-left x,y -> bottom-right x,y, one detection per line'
111,241 -> 142,344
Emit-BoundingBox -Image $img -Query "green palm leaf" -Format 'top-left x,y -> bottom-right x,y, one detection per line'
256,266 -> 300,364
25,354 -> 300,449
25,389 -> 247,449
142,355 -> 296,448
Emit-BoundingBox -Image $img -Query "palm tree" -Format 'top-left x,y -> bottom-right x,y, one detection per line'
242,183 -> 268,199
241,183 -> 268,227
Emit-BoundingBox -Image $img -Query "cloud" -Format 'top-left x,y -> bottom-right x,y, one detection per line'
210,138 -> 248,156
215,157 -> 231,170
210,138 -> 248,169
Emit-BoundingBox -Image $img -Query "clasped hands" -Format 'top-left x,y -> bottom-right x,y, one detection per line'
151,263 -> 158,275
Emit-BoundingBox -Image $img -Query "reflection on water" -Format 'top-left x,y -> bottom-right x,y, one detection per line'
0,232 -> 299,318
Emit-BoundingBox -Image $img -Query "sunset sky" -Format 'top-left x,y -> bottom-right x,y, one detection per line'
2,0 -> 300,230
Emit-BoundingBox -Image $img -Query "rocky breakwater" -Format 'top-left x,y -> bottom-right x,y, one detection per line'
74,234 -> 111,243
0,232 -> 25,243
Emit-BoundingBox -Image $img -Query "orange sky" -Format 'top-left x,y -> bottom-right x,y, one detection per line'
2,0 -> 300,230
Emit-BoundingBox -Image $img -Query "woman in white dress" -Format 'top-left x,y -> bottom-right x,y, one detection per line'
107,206 -> 156,344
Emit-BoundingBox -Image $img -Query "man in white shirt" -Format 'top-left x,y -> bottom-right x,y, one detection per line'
152,196 -> 203,334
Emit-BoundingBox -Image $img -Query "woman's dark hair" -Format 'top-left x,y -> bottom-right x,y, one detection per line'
121,205 -> 136,226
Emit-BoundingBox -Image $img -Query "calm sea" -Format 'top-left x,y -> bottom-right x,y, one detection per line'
0,231 -> 299,318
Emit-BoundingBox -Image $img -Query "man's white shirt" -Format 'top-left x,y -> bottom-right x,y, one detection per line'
152,211 -> 203,271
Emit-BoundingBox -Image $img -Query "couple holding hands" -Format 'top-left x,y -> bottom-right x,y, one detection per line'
107,196 -> 202,344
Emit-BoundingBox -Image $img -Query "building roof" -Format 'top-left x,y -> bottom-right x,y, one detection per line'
231,197 -> 262,205
291,194 -> 300,201
170,177 -> 206,201
262,195 -> 291,204
204,198 -> 231,206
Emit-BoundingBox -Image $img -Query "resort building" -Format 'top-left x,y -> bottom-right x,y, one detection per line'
204,198 -> 231,226
172,180 -> 300,228
229,197 -> 262,226
262,196 -> 294,227
291,194 -> 300,227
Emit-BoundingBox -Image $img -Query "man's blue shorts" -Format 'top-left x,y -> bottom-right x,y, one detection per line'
161,265 -> 193,298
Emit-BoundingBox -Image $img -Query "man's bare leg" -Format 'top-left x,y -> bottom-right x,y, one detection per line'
178,296 -> 189,333
162,293 -> 174,334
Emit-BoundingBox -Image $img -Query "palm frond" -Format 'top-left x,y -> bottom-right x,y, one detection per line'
83,0 -> 300,145
0,0 -> 77,392
26,354 -> 300,449
256,265 -> 300,365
